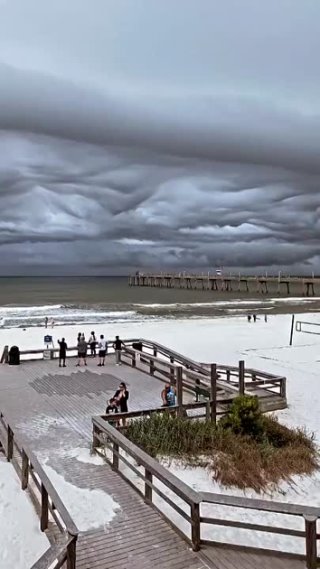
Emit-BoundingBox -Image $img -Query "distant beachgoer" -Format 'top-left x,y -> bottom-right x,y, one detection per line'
77,332 -> 81,344
76,337 -> 87,367
253,314 -> 257,323
51,319 -> 55,328
247,315 -> 251,323
114,382 -> 129,426
45,316 -> 48,329
264,314 -> 268,322
98,335 -> 107,366
89,331 -> 97,357
58,338 -> 67,367
113,335 -> 125,365
161,384 -> 176,407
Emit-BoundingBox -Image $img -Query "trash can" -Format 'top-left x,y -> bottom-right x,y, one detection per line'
9,346 -> 20,365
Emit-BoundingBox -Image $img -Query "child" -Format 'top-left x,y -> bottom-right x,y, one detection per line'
105,398 -> 119,427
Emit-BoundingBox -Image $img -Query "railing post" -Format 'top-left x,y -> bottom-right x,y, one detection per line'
190,502 -> 200,551
226,369 -> 230,382
170,356 -> 175,382
210,364 -> 217,424
205,401 -> 210,421
239,360 -> 245,395
305,515 -> 317,569
150,358 -> 155,376
176,366 -> 183,416
40,483 -> 49,531
67,536 -> 77,569
112,442 -> 119,471
280,377 -> 287,399
153,347 -> 157,357
132,353 -> 136,368
145,468 -> 153,504
92,424 -> 99,449
21,449 -> 29,490
7,426 -> 13,461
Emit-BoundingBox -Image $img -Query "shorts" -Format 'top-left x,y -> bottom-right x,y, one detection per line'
99,350 -> 106,358
78,352 -> 86,358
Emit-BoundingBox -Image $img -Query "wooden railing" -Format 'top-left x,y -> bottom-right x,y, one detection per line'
92,416 -> 202,551
0,412 -> 78,569
92,416 -> 319,569
1,337 -> 286,414
0,337 -> 286,395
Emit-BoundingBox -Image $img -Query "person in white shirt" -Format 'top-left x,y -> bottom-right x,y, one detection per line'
98,334 -> 107,366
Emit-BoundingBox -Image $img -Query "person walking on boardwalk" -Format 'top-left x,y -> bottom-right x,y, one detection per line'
114,382 -> 129,426
89,331 -> 97,357
113,335 -> 125,365
58,338 -> 67,368
76,336 -> 87,366
98,334 -> 107,366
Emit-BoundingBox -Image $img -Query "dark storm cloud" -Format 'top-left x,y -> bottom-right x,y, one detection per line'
0,0 -> 320,274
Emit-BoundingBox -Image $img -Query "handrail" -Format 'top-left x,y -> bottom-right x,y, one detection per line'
92,415 -> 201,550
31,535 -> 74,569
92,415 -> 319,568
93,416 -> 199,504
0,412 -> 78,569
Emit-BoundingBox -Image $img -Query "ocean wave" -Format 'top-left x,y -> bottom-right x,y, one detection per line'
0,305 -> 140,329
134,297 -> 320,309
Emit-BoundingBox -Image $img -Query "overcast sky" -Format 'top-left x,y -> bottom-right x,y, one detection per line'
0,0 -> 319,275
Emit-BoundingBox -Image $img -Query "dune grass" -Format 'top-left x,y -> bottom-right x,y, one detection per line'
125,396 -> 318,493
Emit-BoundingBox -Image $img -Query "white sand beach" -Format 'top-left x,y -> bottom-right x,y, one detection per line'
1,311 -> 320,561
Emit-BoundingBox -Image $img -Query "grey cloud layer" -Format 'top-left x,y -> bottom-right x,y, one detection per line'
0,132 -> 319,274
0,0 -> 320,274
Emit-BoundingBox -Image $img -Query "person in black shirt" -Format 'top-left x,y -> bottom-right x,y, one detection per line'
114,382 -> 129,426
58,338 -> 67,367
113,335 -> 125,365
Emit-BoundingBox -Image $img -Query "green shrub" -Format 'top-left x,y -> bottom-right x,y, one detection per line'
124,400 -> 318,492
220,395 -> 264,441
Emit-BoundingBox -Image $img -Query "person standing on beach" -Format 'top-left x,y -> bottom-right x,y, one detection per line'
113,335 -> 125,365
89,331 -> 97,357
98,334 -> 107,366
58,338 -> 67,367
76,336 -> 87,366
44,316 -> 48,328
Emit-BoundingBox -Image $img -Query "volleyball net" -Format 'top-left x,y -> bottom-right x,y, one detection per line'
295,320 -> 320,336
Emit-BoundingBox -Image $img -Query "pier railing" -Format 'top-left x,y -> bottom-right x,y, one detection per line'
0,412 -> 78,569
92,416 -> 319,569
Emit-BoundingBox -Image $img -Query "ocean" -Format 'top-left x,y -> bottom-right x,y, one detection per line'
0,276 -> 319,329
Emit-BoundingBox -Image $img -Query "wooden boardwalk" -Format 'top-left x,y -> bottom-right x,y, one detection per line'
0,356 -> 305,568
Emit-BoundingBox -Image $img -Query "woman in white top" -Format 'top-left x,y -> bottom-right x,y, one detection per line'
98,334 -> 107,366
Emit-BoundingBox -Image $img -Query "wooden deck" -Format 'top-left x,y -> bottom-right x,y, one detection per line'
0,355 -> 304,568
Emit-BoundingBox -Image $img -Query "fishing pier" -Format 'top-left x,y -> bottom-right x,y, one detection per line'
128,273 -> 319,295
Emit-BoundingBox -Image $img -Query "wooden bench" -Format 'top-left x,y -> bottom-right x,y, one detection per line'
194,382 -> 210,401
